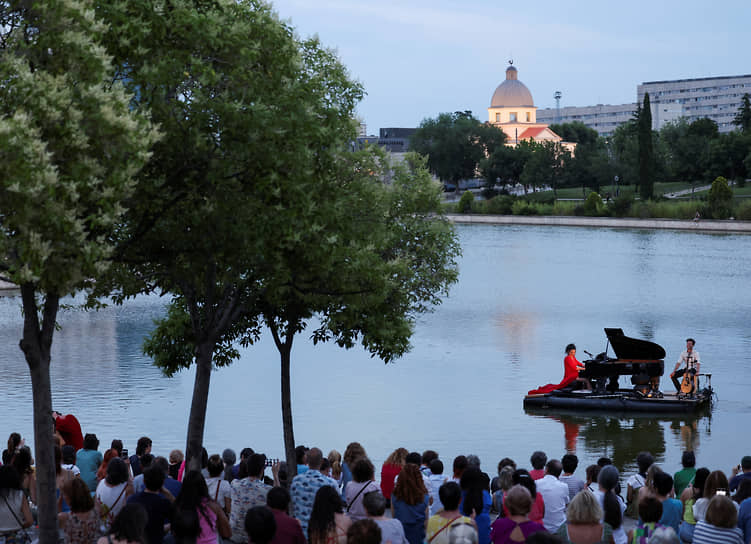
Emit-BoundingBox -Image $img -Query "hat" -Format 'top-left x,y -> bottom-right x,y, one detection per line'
741,456 -> 751,469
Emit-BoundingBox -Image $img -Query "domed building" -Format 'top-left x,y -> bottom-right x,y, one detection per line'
488,62 -> 572,150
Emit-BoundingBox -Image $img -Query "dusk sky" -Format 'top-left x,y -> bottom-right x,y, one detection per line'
270,0 -> 750,134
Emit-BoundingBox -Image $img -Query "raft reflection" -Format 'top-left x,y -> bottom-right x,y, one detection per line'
524,407 -> 711,475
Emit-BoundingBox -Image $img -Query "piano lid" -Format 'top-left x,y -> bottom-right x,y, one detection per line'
604,328 -> 666,360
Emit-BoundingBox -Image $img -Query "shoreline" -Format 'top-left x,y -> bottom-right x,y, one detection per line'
446,214 -> 751,233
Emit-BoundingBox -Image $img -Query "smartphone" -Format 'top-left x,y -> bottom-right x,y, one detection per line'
264,458 -> 278,467
716,489 -> 727,496
121,448 -> 129,459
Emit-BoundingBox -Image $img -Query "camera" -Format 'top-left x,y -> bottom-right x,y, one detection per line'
264,458 -> 278,467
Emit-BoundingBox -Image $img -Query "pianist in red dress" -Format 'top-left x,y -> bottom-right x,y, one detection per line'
528,344 -> 591,395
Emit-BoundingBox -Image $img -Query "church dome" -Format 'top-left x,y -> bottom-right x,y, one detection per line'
490,65 -> 534,108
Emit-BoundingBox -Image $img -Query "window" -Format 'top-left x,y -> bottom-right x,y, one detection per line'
495,113 -> 500,122
526,112 -> 531,122
510,112 -> 517,122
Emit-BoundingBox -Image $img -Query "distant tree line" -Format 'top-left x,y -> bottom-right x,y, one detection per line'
410,93 -> 751,198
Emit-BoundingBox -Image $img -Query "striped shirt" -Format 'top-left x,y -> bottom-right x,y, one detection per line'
692,520 -> 744,544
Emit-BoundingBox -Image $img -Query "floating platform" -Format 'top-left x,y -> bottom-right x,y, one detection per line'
523,388 -> 712,414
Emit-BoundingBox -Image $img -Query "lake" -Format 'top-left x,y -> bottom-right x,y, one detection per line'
1,223 -> 749,479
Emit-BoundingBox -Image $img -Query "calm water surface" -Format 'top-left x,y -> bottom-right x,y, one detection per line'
1,224 -> 749,479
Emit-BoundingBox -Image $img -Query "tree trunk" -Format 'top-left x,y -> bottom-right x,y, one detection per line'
185,341 -> 214,472
279,333 -> 296,481
19,285 -> 59,544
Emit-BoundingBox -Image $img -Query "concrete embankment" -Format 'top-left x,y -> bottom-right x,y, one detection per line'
447,214 -> 751,233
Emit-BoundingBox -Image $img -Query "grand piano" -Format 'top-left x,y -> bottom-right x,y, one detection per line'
580,328 -> 665,394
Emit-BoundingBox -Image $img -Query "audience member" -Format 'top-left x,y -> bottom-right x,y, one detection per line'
206,454 -> 231,516
222,449 -> 237,483
11,446 -> 36,505
364,490 -> 407,544
504,470 -> 544,524
267,486 -> 305,544
126,465 -> 173,544
693,470 -> 734,523
490,459 -> 516,495
347,518 -> 382,544
130,437 -> 152,477
53,411 -> 84,452
132,454 -> 155,494
422,451 -> 439,476
530,452 -> 548,481
729,456 -> 751,493
296,446 -> 309,477
62,445 -> 81,477
97,503 -> 147,544
96,449 -> 119,484
245,506 -> 277,544
231,453 -> 273,543
626,452 -> 653,518
678,467 -> 709,543
344,457 -> 380,521
627,496 -> 663,543
290,448 -> 338,536
585,465 -> 600,494
593,465 -> 625,544
154,456 -> 182,497
674,451 -> 697,497
391,464 -> 429,544
555,489 -> 611,544
56,444 -> 75,513
76,434 -> 102,491
426,482 -> 473,544
451,456 -> 468,485
172,470 -> 231,544
2,433 -> 23,466
169,450 -> 184,481
0,465 -> 33,538
308,486 -> 350,544
58,477 -> 99,544
460,467 -> 492,544
559,455 -> 585,501
341,443 -> 367,492
491,466 -> 514,515
328,450 -> 343,486
428,459 -> 447,515
536,460 -> 569,533
490,485 -> 545,544
692,495 -> 744,544
737,493 -> 751,544
653,472 -> 682,534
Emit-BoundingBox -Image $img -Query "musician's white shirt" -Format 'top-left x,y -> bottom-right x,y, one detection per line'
677,349 -> 700,369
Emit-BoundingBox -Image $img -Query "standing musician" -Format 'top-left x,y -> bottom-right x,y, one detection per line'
670,338 -> 700,394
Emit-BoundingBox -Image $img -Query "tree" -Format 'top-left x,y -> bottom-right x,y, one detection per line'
520,141 -> 567,194
549,122 -> 599,146
638,93 -> 655,200
410,111 -> 505,185
481,139 -> 535,190
611,119 -> 639,187
95,0 -> 367,472
0,2 -> 155,543
708,176 -> 734,219
734,93 -> 751,132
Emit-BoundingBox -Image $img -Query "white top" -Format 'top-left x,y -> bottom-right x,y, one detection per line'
536,474 -> 569,533
428,474 -> 447,515
693,496 -> 739,522
676,349 -> 700,369
0,489 -> 25,533
206,477 -> 231,506
61,463 -> 81,477
95,480 -> 129,521
594,490 -> 627,544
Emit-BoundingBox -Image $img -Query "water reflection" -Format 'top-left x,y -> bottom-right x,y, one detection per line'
524,407 -> 711,474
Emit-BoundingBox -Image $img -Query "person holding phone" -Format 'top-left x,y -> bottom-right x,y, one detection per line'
729,456 -> 751,493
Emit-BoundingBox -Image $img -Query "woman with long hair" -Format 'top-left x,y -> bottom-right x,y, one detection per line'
327,451 -> 343,485
95,457 -> 133,529
380,448 -> 408,508
59,477 -> 99,544
97,450 -> 119,483
503,470 -> 544,524
693,495 -> 744,544
341,443 -> 367,492
97,503 -> 148,544
391,464 -> 429,544
172,470 -> 230,544
308,485 -> 351,544
693,470 -> 737,524
0,465 -> 33,543
679,467 -> 709,543
594,466 -> 625,544
11,446 -> 36,505
2,434 -> 22,466
460,467 -> 492,544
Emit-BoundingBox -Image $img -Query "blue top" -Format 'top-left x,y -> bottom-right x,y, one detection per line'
76,448 -> 103,493
461,490 -> 492,544
659,498 -> 683,534
739,498 -> 751,544
392,495 -> 429,544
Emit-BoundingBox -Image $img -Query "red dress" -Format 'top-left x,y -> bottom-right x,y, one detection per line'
527,355 -> 582,395
380,463 -> 401,499
55,414 -> 84,451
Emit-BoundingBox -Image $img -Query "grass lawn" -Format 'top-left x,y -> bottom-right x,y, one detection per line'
524,181 -> 715,201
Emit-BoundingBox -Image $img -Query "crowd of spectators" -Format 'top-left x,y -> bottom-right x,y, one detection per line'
1,420 -> 750,544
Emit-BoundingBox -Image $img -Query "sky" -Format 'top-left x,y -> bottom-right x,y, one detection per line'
269,0 -> 751,134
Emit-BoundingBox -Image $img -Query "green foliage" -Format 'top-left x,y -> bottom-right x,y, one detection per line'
410,111 -> 505,183
481,139 -> 535,187
708,176 -> 734,218
551,201 -> 578,216
511,200 -> 540,215
734,93 -> 751,133
549,122 -> 599,145
611,119 -> 639,186
483,195 -> 515,215
638,93 -> 655,200
735,199 -> 751,220
583,192 -> 604,216
610,194 -> 635,217
457,190 -> 475,213
519,141 -> 567,194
